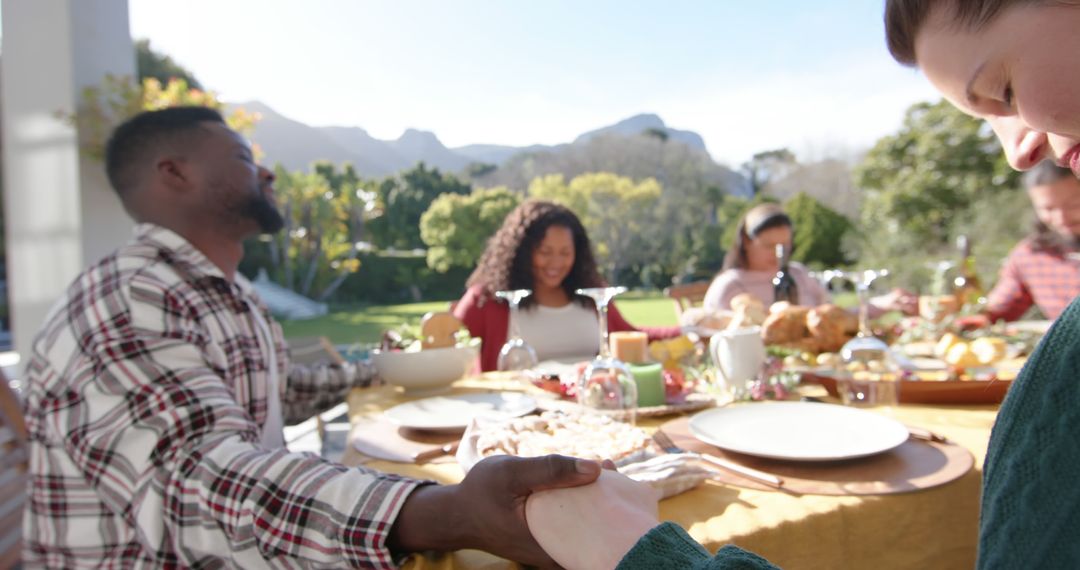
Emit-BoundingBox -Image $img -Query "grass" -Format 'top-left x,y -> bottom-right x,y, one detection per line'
278,291 -> 678,345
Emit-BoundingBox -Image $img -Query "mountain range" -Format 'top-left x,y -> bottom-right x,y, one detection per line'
236,100 -> 724,180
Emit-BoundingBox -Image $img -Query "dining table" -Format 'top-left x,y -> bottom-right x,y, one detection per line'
340,374 -> 999,570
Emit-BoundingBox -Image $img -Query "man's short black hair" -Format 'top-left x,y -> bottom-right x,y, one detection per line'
104,106 -> 225,197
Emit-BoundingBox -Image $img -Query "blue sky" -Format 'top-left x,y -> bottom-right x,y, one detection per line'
129,0 -> 938,166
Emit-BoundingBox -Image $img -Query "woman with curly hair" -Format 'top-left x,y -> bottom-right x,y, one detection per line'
453,200 -> 680,371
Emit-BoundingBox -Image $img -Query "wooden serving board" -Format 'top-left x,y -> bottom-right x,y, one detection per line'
802,372 -> 1012,405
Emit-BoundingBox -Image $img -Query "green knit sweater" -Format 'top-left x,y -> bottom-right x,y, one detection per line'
617,523 -> 779,569
977,298 -> 1080,568
617,299 -> 1080,569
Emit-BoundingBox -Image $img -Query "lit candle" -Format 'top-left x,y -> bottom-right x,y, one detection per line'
628,363 -> 665,407
610,331 -> 648,363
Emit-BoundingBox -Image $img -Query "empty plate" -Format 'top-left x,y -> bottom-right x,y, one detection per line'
384,392 -> 537,432
689,402 -> 909,461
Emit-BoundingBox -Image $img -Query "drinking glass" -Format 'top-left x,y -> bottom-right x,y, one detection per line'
575,286 -> 637,424
495,289 -> 539,372
834,269 -> 900,408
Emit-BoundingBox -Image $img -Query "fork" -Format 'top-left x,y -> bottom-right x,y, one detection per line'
652,429 -> 785,489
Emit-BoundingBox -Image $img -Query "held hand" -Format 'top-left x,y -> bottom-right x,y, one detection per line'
955,314 -> 992,331
872,288 -> 919,316
526,469 -> 662,570
390,455 -> 603,567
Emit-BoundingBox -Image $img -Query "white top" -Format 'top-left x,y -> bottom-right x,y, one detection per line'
513,302 -> 600,362
703,262 -> 831,312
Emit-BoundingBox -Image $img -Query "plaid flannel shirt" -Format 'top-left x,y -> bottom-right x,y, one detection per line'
987,238 -> 1080,322
22,224 -> 422,568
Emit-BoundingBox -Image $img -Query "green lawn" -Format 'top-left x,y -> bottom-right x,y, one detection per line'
279,291 -> 678,345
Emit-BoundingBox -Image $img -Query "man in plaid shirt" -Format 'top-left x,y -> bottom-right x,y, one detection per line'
985,161 -> 1080,322
21,107 -> 603,568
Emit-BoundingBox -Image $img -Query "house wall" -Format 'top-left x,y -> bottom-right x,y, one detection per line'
1,0 -> 135,359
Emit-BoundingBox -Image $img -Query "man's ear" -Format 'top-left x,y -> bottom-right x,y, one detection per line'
155,155 -> 192,192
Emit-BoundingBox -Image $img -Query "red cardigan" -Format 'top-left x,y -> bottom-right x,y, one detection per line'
452,284 -> 681,372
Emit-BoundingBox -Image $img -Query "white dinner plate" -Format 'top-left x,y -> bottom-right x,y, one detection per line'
688,402 -> 909,461
384,393 -> 537,432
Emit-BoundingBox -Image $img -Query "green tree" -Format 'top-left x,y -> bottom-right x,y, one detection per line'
851,99 -> 1023,290
420,187 -> 521,272
784,192 -> 853,267
135,39 -> 202,89
368,163 -> 472,250
65,75 -> 259,161
742,148 -> 797,196
854,99 -> 1019,246
243,163 -> 380,301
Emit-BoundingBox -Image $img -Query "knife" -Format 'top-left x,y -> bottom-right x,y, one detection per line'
411,441 -> 460,463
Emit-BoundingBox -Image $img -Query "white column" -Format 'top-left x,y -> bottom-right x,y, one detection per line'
1,0 -> 135,358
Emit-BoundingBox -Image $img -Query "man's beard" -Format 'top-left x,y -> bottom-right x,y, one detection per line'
241,190 -> 286,234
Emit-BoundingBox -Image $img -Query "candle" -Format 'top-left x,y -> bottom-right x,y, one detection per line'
628,363 -> 665,407
610,331 -> 648,363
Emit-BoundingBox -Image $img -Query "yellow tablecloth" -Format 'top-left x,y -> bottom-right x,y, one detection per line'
341,376 -> 997,570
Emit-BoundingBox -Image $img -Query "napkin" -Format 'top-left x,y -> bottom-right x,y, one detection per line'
456,416 -> 714,499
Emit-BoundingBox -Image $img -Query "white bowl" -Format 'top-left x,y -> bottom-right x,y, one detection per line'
371,345 -> 479,395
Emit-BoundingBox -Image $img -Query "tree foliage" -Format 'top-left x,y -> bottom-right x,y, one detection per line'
64,75 -> 259,161
742,148 -> 797,196
854,99 -> 1020,246
135,38 -> 202,89
420,187 -> 521,272
851,99 -> 1025,290
785,192 -> 853,267
367,163 -> 471,250
244,163 -> 380,301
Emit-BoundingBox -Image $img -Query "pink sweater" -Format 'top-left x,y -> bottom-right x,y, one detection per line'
702,263 -> 830,312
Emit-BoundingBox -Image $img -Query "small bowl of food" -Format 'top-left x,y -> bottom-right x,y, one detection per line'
372,344 -> 479,395
372,312 -> 479,395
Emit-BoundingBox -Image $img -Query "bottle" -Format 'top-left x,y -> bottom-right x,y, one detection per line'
772,243 -> 800,304
952,235 -> 984,309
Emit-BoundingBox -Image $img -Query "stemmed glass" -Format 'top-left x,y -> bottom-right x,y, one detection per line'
834,269 -> 899,407
574,286 -> 637,424
495,289 -> 539,373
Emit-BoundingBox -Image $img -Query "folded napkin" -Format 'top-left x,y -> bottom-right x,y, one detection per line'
456,415 -> 713,499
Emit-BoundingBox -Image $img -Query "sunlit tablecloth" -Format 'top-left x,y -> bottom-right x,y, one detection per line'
341,375 -> 997,570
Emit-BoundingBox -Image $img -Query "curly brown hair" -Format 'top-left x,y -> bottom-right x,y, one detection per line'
466,200 -> 604,308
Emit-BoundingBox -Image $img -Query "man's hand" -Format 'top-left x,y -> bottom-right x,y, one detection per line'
388,455 -> 603,567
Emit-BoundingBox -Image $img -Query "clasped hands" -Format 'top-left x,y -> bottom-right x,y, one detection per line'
389,454 -> 660,569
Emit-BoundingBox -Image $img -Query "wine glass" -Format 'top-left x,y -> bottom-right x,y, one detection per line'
835,269 -> 900,408
574,286 -> 637,424
495,289 -> 539,373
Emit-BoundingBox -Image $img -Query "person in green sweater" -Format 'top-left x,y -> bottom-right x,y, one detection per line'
525,2 -> 1080,567
884,1 -> 1080,567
